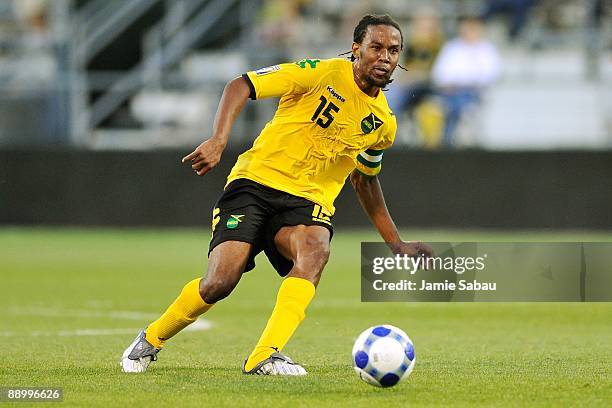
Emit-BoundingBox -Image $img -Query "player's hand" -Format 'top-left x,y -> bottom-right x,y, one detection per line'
181,138 -> 225,176
389,241 -> 434,258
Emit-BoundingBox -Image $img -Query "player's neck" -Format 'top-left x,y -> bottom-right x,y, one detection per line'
352,63 -> 380,98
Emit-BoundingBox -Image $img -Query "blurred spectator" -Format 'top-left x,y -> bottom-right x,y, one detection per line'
1,0 -> 63,146
254,0 -> 311,61
13,0 -> 51,52
431,16 -> 501,147
386,7 -> 445,147
481,0 -> 538,41
591,0 -> 610,25
586,0 -> 609,80
5,0 -> 55,86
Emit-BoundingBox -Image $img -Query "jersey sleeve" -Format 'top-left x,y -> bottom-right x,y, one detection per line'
355,118 -> 397,176
243,59 -> 323,100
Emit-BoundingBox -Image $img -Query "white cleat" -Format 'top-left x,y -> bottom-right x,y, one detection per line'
120,329 -> 160,373
242,352 -> 307,376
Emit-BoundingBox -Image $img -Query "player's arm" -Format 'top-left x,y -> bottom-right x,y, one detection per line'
182,61 -> 318,176
350,170 -> 433,257
182,76 -> 250,176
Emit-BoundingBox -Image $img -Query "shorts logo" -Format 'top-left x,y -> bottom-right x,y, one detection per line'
361,113 -> 384,134
311,205 -> 332,225
226,214 -> 245,229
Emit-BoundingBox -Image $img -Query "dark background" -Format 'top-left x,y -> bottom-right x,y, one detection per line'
2,150 -> 610,229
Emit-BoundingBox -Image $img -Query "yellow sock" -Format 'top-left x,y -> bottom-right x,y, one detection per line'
145,278 -> 213,349
244,277 -> 316,371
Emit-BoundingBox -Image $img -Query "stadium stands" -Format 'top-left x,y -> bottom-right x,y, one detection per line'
0,0 -> 609,150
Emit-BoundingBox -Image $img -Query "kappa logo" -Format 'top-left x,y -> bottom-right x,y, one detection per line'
360,113 -> 384,134
226,214 -> 245,229
326,86 -> 346,103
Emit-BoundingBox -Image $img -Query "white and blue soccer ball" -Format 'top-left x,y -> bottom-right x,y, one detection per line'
352,324 -> 416,387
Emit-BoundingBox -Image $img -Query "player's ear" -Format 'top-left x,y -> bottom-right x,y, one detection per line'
351,43 -> 360,60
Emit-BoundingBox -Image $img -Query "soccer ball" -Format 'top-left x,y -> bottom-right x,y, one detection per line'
352,324 -> 416,387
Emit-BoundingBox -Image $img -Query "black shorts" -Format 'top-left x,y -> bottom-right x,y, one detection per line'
208,178 -> 334,276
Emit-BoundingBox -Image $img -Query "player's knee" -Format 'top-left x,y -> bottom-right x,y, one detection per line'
297,233 -> 330,270
199,273 -> 240,304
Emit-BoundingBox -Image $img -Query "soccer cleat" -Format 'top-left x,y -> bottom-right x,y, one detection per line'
120,329 -> 160,373
242,352 -> 307,376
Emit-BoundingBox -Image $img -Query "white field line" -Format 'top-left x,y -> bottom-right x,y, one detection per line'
7,307 -> 158,320
3,308 -> 212,337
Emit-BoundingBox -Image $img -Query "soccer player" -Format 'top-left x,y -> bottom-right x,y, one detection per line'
121,14 -> 432,375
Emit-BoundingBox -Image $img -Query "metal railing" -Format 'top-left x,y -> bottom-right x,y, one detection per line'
86,0 -> 238,128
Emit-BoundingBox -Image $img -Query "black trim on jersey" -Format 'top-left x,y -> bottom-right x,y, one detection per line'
242,74 -> 256,100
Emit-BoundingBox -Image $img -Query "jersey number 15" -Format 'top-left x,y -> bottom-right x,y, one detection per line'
311,95 -> 339,129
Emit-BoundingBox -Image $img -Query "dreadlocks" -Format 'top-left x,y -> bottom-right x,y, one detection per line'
339,14 -> 408,75
353,14 -> 404,50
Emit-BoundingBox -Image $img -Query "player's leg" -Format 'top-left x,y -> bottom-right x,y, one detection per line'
121,180 -> 272,372
145,240 -> 252,346
120,240 -> 251,373
243,225 -> 330,374
121,180 -> 272,373
274,224 -> 330,286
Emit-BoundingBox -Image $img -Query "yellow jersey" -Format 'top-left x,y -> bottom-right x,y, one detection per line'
227,58 -> 397,215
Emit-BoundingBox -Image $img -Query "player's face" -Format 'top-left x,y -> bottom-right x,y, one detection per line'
353,25 -> 402,89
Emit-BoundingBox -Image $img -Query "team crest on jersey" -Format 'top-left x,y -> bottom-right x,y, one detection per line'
255,65 -> 280,76
226,214 -> 245,229
360,113 -> 384,134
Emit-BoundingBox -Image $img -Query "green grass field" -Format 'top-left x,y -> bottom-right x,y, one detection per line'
2,228 -> 611,407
